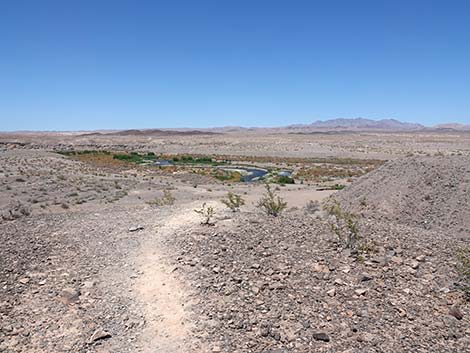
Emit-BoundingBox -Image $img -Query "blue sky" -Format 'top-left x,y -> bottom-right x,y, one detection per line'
1,0 -> 469,131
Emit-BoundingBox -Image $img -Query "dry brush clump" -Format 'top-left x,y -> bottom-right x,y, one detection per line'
304,200 -> 320,214
221,192 -> 245,212
194,203 -> 216,225
456,247 -> 470,300
147,189 -> 176,206
257,184 -> 287,217
324,199 -> 362,252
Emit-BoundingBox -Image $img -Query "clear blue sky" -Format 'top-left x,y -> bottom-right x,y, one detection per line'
1,0 -> 470,131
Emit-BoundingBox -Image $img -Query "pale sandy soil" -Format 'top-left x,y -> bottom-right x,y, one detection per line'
2,130 -> 470,160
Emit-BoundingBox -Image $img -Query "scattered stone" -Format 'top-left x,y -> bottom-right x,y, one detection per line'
88,329 -> 111,344
128,225 -> 144,232
59,287 -> 81,305
312,332 -> 330,342
407,260 -> 419,269
391,256 -> 403,265
359,273 -> 373,282
416,255 -> 426,262
355,288 -> 368,296
326,288 -> 336,296
449,305 -> 463,320
18,277 -> 30,284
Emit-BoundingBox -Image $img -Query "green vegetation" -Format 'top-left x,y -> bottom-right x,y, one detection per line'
275,175 -> 295,185
172,155 -> 225,166
221,192 -> 245,212
331,184 -> 346,190
257,184 -> 287,217
113,153 -> 145,163
57,150 -> 110,156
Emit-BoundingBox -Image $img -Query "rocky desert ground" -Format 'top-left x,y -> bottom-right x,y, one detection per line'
0,130 -> 469,353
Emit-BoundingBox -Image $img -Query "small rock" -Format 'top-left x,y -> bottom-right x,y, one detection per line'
416,255 -> 426,262
449,305 -> 463,320
313,263 -> 330,273
128,225 -> 144,232
359,273 -> 373,282
260,327 -> 270,337
18,277 -> 30,284
312,332 -> 330,342
59,287 -> 81,305
408,260 -> 419,269
268,282 -> 286,290
326,288 -> 336,297
88,329 -> 111,344
82,280 -> 96,289
355,288 -> 368,296
357,332 -> 374,343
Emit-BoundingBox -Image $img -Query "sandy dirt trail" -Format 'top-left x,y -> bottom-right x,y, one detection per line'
133,200 -> 219,352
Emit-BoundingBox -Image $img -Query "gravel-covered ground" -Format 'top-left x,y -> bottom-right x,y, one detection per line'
336,155 -> 470,235
172,211 -> 469,352
1,148 -> 469,353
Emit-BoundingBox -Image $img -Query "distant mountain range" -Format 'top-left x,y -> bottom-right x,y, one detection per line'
207,118 -> 470,133
285,118 -> 425,131
433,123 -> 470,131
3,118 -> 469,134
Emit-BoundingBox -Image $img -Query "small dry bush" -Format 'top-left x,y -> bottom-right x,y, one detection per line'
257,184 -> 287,217
457,248 -> 470,300
221,192 -> 245,212
194,203 -> 216,225
324,200 -> 361,251
148,189 -> 175,206
304,200 -> 320,214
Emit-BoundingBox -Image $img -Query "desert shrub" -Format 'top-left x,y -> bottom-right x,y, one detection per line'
304,200 -> 320,214
148,189 -> 175,206
324,200 -> 360,251
257,184 -> 287,217
457,248 -> 470,300
221,192 -> 245,212
276,175 -> 295,184
194,203 -> 216,225
113,153 -> 143,163
331,184 -> 346,190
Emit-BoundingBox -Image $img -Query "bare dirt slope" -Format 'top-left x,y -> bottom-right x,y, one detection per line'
336,155 -> 470,235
